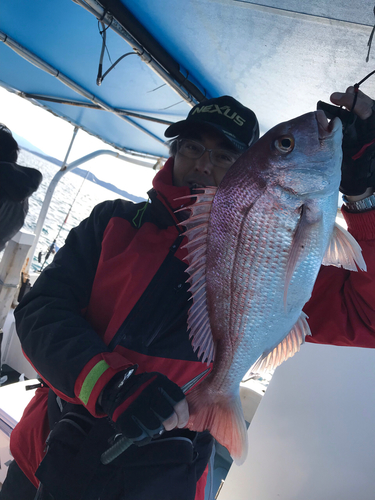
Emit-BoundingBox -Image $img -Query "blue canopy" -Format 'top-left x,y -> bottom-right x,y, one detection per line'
0,0 -> 373,161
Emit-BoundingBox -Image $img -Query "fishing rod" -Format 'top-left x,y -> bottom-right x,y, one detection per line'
38,169 -> 90,271
317,67 -> 375,134
318,1 -> 375,125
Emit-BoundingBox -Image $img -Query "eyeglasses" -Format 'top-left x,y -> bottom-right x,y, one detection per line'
177,139 -> 240,169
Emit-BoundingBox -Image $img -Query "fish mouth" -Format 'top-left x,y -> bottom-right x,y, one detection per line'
316,110 -> 341,140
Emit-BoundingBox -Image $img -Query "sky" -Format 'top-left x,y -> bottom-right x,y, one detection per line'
0,86 -> 158,199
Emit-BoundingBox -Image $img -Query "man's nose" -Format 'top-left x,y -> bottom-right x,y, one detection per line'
194,151 -> 213,174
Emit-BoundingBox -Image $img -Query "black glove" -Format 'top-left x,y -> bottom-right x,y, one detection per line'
317,100 -> 375,196
100,369 -> 185,445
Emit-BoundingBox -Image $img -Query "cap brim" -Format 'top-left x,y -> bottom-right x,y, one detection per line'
164,120 -> 247,151
164,119 -> 191,138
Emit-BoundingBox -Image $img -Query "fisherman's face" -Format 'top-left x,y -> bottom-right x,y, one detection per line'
173,127 -> 241,188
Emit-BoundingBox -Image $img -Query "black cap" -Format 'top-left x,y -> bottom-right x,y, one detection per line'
164,96 -> 259,151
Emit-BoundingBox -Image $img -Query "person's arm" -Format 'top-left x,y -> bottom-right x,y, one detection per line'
0,161 -> 42,201
15,200 -> 135,416
15,199 -> 188,433
306,87 -> 375,347
305,208 -> 375,347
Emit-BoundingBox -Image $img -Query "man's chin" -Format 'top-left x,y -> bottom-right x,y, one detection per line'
188,181 -> 206,189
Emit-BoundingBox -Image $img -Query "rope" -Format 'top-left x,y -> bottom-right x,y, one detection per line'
96,20 -> 136,86
350,69 -> 375,113
100,52 -> 137,84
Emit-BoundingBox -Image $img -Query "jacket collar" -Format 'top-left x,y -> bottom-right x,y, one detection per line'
150,157 -> 192,211
148,157 -> 195,227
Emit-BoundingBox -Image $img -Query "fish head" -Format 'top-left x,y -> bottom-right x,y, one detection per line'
223,111 -> 343,199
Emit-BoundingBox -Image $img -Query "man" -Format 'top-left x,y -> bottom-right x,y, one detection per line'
1,92 -> 375,500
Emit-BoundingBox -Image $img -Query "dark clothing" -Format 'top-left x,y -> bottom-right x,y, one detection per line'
36,399 -> 212,500
14,161 -> 206,413
0,161 -> 42,250
0,460 -> 37,500
0,161 -> 42,201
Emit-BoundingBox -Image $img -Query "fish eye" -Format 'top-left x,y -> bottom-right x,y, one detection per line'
274,135 -> 295,153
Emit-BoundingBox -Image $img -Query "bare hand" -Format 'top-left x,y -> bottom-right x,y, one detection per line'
330,87 -> 373,120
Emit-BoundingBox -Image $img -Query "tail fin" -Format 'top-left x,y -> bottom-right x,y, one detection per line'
187,386 -> 248,465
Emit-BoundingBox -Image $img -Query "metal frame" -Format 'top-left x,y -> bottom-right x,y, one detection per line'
20,94 -> 174,125
0,30 -> 166,147
1,0 -> 213,272
0,80 -> 166,161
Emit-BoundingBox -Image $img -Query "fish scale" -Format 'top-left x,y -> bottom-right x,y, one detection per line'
180,111 -> 366,464
229,208 -> 292,329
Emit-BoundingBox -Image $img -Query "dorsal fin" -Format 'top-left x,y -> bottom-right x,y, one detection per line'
175,187 -> 217,365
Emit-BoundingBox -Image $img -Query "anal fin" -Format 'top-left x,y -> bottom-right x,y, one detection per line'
187,387 -> 248,465
250,312 -> 311,375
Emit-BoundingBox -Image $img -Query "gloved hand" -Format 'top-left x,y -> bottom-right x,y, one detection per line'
317,87 -> 375,196
99,369 -> 188,445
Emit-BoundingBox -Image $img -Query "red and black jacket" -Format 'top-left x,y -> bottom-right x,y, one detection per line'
13,159 -> 214,497
15,159 -> 211,415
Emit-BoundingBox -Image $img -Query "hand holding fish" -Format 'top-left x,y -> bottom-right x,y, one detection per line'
318,87 -> 375,197
330,86 -> 373,120
100,370 -> 188,445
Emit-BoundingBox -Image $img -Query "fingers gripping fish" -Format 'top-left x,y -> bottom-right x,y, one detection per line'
176,110 -> 366,465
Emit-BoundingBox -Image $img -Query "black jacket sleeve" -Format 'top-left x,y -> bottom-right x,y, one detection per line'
14,199 -> 131,401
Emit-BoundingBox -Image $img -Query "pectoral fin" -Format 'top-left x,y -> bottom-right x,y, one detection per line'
284,205 -> 317,306
322,223 -> 366,272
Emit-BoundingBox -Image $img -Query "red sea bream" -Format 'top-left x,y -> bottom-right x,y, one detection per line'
179,110 -> 366,464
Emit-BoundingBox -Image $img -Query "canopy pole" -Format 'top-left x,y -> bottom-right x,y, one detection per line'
21,94 -> 174,125
0,31 -> 166,146
61,126 -> 79,170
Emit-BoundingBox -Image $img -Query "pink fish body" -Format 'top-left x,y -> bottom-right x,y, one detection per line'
180,111 -> 366,464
